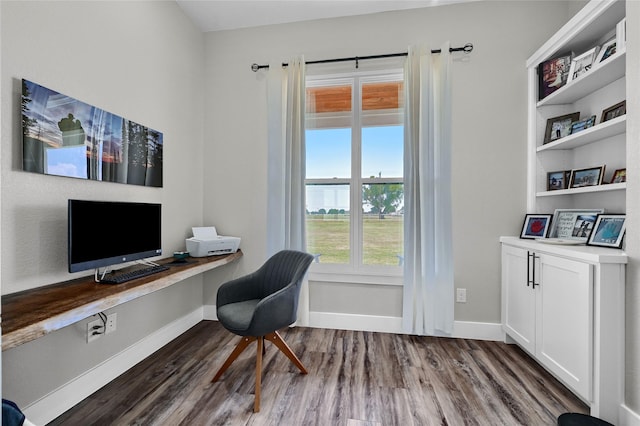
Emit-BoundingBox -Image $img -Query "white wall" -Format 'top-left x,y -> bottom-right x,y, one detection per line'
625,0 -> 640,420
201,1 -> 576,325
0,0 -> 205,416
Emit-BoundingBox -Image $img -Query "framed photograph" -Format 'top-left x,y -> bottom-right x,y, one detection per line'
568,47 -> 599,82
601,100 -> 626,123
569,115 -> 596,135
520,214 -> 553,239
587,214 -> 626,248
569,165 -> 605,188
611,168 -> 626,184
594,38 -> 616,64
538,53 -> 572,101
547,170 -> 570,191
544,112 -> 580,144
549,209 -> 604,240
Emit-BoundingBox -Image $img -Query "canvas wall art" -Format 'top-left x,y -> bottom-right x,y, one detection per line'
21,79 -> 163,187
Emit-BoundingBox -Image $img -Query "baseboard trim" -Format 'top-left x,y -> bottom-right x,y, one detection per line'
452,320 -> 504,341
23,308 -> 204,425
203,304 -> 218,320
307,311 -> 503,341
620,404 -> 640,426
309,311 -> 405,334
203,305 -> 502,341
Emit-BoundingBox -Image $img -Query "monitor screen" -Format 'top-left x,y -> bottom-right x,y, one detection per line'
68,199 -> 162,273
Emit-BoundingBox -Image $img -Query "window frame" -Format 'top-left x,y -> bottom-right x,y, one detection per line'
305,69 -> 404,284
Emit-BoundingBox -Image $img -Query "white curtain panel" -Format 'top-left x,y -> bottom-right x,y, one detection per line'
266,56 -> 310,325
402,43 -> 454,336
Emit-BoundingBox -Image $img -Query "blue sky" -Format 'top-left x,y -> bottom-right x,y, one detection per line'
305,125 -> 403,211
306,125 -> 403,179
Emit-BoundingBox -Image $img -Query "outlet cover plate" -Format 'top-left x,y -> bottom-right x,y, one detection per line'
105,313 -> 117,334
87,318 -> 103,343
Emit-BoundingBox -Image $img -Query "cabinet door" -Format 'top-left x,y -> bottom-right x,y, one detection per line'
502,245 -> 535,353
536,253 -> 592,400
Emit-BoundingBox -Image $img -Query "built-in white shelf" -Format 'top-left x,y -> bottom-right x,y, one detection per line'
527,0 -> 626,213
537,50 -> 625,107
521,2 -> 626,421
537,114 -> 626,152
537,182 -> 625,197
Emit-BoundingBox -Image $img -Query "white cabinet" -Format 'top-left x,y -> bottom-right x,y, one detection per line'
502,244 -> 592,399
536,252 -> 592,400
526,0 -> 626,214
501,237 -> 626,423
502,245 -> 535,352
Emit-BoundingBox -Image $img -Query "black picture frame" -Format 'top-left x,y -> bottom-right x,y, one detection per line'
601,100 -> 626,123
569,165 -> 605,188
544,112 -> 580,144
520,214 -> 553,239
547,170 -> 570,191
587,214 -> 626,248
538,53 -> 572,101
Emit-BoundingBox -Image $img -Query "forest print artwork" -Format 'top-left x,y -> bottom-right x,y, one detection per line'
22,79 -> 163,187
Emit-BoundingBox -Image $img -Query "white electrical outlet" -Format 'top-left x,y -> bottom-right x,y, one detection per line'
105,313 -> 117,334
87,318 -> 104,343
456,288 -> 467,303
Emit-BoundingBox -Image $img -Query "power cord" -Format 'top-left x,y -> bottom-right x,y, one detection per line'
94,268 -> 112,283
91,313 -> 108,337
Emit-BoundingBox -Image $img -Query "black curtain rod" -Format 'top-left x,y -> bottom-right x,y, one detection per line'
251,43 -> 473,72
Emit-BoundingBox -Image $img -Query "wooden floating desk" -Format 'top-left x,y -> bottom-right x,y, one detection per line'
1,251 -> 242,351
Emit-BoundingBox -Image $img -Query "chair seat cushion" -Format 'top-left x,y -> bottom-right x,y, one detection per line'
217,299 -> 261,333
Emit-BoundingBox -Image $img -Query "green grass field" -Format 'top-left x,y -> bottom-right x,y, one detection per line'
306,214 -> 403,265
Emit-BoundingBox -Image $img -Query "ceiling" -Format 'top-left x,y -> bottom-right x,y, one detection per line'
176,0 -> 473,32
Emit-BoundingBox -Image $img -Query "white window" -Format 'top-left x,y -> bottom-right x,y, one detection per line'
305,71 -> 404,282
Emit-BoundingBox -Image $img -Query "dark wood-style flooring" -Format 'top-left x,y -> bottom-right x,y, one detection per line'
49,321 -> 588,425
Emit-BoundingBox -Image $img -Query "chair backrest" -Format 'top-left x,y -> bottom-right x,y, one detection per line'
215,250 -> 314,336
257,250 -> 314,299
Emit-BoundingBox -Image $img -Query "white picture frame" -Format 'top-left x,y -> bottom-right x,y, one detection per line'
549,208 -> 604,241
568,47 -> 599,82
594,38 -> 617,64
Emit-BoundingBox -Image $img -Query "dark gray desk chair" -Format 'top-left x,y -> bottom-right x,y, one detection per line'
211,249 -> 314,412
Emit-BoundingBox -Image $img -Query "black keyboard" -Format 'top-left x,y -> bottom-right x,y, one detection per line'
99,264 -> 170,284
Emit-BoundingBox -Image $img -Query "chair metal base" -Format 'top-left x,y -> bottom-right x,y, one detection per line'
212,330 -> 307,412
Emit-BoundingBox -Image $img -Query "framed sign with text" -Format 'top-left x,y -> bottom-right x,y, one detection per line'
549,209 -> 604,241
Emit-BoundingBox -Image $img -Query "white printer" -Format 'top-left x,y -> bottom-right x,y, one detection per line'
185,226 -> 241,257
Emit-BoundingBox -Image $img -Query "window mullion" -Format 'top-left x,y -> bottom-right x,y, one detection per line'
352,77 -> 363,269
